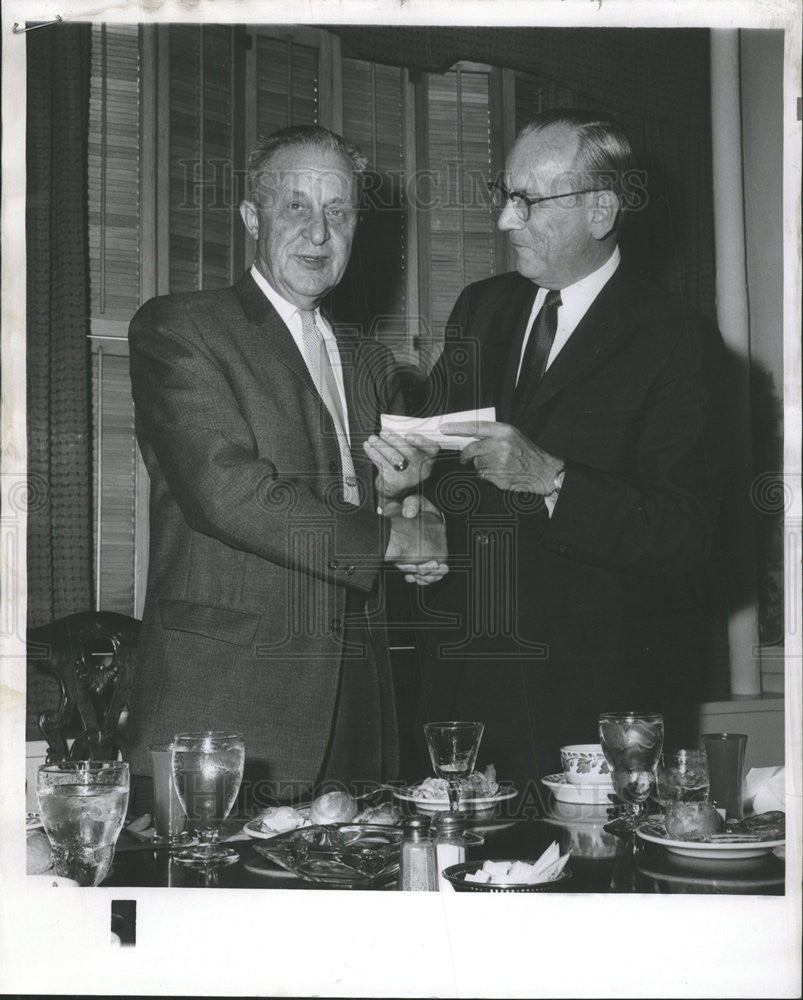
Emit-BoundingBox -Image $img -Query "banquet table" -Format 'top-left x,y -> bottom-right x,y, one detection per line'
105,811 -> 785,894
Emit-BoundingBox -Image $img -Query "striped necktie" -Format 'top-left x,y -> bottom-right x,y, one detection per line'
299,310 -> 360,505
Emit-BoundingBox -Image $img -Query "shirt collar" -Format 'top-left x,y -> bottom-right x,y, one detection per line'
555,246 -> 620,322
249,264 -> 320,329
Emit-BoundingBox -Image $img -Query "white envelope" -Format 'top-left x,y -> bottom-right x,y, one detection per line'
380,407 -> 496,450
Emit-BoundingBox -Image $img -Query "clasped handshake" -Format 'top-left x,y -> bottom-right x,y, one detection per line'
365,422 -> 564,587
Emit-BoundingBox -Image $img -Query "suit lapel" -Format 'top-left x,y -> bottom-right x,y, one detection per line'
232,271 -> 316,393
494,281 -> 539,422
514,269 -> 631,424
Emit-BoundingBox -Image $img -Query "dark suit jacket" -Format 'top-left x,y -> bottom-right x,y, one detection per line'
127,272 -> 402,785
419,265 -> 730,776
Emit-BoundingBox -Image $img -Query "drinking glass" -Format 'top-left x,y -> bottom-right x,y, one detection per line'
656,749 -> 709,807
171,731 -> 245,869
599,712 -> 664,830
37,760 -> 130,886
703,732 -> 748,820
148,744 -> 191,846
423,721 -> 484,814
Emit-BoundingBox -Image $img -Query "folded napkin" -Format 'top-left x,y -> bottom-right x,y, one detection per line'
380,407 -> 496,450
743,766 -> 785,814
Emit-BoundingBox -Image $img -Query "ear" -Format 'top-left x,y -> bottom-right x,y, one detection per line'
589,190 -> 620,241
239,200 -> 259,240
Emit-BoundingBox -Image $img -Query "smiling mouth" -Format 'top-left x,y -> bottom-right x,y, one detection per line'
296,254 -> 329,268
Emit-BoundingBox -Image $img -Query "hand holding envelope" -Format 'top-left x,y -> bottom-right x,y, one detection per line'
379,407 -> 497,450
367,409 -> 495,587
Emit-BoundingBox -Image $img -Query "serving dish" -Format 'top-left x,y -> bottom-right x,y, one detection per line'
393,785 -> 516,819
637,821 -> 784,860
442,860 -> 572,893
251,823 -> 402,887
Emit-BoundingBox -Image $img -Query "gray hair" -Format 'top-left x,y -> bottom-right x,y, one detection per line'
247,124 -> 369,206
518,109 -> 636,207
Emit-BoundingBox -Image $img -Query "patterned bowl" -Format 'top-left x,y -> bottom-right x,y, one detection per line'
560,744 -> 612,785
442,860 -> 573,893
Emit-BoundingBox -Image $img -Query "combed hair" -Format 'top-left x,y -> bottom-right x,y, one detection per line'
518,109 -> 636,204
247,124 -> 369,205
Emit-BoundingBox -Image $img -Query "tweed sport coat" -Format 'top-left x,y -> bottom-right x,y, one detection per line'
126,271 -> 402,784
418,265 -> 731,774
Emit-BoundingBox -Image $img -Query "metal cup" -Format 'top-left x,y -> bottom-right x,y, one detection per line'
702,733 -> 748,820
148,744 -> 189,844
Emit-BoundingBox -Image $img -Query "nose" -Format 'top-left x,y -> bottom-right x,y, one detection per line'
497,200 -> 524,232
306,208 -> 330,245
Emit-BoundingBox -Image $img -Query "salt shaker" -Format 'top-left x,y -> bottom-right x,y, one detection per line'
398,816 -> 437,891
432,812 -> 467,892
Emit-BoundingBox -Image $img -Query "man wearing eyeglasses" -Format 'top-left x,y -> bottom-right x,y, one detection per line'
396,110 -> 729,781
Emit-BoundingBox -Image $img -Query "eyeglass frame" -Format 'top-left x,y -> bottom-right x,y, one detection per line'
487,179 -> 607,219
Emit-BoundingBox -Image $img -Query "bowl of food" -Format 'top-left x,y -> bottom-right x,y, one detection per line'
443,859 -> 572,893
560,744 -> 612,785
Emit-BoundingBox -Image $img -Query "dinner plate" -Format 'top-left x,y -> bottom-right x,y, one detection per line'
541,774 -> 616,806
392,785 -> 517,817
637,824 -> 785,860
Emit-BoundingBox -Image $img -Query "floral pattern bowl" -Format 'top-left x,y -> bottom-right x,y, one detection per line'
560,744 -> 612,785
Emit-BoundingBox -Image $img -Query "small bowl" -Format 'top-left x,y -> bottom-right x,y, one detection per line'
560,744 -> 611,785
442,860 -> 573,893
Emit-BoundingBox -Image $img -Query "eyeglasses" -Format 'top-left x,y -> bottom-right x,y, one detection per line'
487,179 -> 605,220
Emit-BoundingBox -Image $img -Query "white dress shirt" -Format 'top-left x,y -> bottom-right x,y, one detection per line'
514,247 -> 621,515
250,264 -> 351,443
516,245 -> 621,383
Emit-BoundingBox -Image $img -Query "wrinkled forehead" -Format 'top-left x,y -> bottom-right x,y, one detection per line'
253,145 -> 358,206
506,125 -> 582,193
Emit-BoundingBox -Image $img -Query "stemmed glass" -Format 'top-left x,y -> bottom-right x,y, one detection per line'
171,731 -> 245,869
423,721 -> 484,814
599,712 -> 663,833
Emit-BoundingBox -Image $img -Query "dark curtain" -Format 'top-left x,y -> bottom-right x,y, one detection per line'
26,23 -> 93,626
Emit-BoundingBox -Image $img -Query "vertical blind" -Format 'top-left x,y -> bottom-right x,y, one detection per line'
88,24 -> 140,615
168,25 -> 237,293
426,66 -> 497,338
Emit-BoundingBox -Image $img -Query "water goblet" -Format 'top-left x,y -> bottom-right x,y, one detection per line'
37,760 -> 130,886
171,731 -> 245,869
599,712 -> 664,832
423,721 -> 484,814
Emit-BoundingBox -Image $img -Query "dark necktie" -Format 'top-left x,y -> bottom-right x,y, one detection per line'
513,289 -> 562,410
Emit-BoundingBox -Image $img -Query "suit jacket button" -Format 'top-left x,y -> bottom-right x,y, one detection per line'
328,559 -> 340,570
330,619 -> 343,633
344,565 -> 355,576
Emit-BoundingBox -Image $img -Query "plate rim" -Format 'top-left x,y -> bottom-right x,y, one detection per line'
637,825 -> 785,859
392,784 -> 517,807
541,772 -> 615,790
541,774 -> 615,805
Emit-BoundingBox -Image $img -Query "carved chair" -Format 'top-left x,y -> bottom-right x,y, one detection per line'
27,611 -> 140,762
